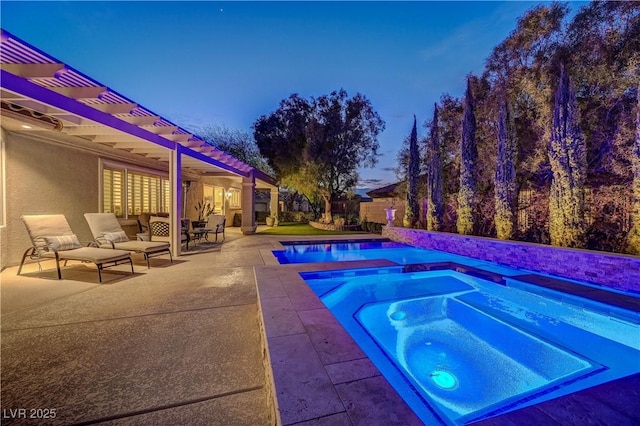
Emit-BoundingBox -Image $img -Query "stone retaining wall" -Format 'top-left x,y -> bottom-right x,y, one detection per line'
308,221 -> 360,232
382,227 -> 640,293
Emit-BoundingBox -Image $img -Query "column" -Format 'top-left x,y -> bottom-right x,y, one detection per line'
170,146 -> 182,256
270,187 -> 279,218
241,172 -> 256,235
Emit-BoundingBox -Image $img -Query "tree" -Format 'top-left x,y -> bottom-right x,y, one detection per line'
548,64 -> 587,247
457,77 -> 478,235
629,83 -> 640,254
199,124 -> 273,174
426,104 -> 443,231
253,94 -> 311,178
483,3 -> 569,182
254,89 -> 384,221
404,116 -> 420,227
494,100 -> 517,239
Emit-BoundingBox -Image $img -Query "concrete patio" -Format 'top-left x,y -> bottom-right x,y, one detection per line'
1,227 -> 277,425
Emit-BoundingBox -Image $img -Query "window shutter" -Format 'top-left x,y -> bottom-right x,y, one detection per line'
103,168 -> 124,217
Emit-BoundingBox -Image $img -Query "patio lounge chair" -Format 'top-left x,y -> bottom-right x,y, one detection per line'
205,214 -> 226,243
84,213 -> 172,268
18,214 -> 134,283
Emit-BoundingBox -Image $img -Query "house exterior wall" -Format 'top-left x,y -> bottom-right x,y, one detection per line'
382,226 -> 640,292
3,131 -> 99,268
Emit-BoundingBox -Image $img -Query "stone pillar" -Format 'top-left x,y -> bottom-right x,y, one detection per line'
241,172 -> 256,235
170,146 -> 182,256
270,187 -> 279,218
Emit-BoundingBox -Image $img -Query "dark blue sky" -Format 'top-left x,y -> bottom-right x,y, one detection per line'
1,1 -> 585,190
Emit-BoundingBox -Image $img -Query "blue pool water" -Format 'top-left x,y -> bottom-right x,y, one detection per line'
289,242 -> 640,425
273,240 -> 533,277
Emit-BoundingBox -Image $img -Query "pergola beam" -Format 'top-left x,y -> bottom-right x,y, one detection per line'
48,86 -> 107,99
0,63 -> 65,78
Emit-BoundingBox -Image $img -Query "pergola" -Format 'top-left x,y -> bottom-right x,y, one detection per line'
0,29 -> 277,255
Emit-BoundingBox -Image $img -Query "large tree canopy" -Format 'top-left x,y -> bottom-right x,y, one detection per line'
199,124 -> 273,174
254,89 -> 384,220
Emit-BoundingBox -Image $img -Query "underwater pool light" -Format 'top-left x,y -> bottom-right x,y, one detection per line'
430,369 -> 458,390
390,311 -> 406,320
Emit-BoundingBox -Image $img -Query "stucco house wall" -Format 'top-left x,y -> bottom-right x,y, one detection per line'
3,131 -> 100,267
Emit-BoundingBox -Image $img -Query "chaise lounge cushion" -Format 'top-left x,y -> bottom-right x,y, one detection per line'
39,246 -> 133,263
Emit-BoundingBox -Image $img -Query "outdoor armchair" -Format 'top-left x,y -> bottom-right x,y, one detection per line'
205,214 -> 226,243
18,214 -> 134,283
84,213 -> 172,268
149,216 -> 190,249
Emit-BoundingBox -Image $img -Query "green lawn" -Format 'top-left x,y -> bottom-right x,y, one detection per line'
257,222 -> 367,236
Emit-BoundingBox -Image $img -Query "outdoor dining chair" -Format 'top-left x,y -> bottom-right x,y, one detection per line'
205,214 -> 226,243
84,213 -> 172,268
18,214 -> 134,283
149,216 -> 190,249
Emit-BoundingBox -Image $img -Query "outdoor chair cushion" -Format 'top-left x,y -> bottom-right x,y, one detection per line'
44,234 -> 82,251
107,240 -> 170,253
102,230 -> 129,243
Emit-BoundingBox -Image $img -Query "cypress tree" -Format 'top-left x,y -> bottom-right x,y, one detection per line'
548,64 -> 586,247
404,115 -> 420,228
628,83 -> 640,254
494,100 -> 517,240
457,77 -> 478,235
426,104 -> 443,231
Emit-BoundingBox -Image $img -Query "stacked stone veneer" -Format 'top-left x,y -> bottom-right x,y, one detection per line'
382,227 -> 640,293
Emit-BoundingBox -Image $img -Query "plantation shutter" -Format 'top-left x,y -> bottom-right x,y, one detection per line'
161,179 -> 170,213
103,168 -> 124,217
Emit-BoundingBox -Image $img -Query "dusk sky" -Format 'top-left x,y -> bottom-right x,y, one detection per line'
1,1 -> 585,191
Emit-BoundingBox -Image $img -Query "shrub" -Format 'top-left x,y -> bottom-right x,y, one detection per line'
279,211 -> 315,223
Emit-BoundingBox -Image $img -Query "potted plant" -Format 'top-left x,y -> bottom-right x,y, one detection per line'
266,214 -> 278,227
193,201 -> 213,228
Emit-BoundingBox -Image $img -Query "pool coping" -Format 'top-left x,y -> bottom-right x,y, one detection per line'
255,236 -> 640,425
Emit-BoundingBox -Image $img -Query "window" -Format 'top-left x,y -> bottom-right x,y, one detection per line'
103,168 -> 124,216
228,188 -> 241,209
102,161 -> 170,218
203,184 -> 227,214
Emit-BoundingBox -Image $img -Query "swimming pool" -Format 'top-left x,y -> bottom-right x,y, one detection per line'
292,242 -> 640,425
273,239 -> 534,277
